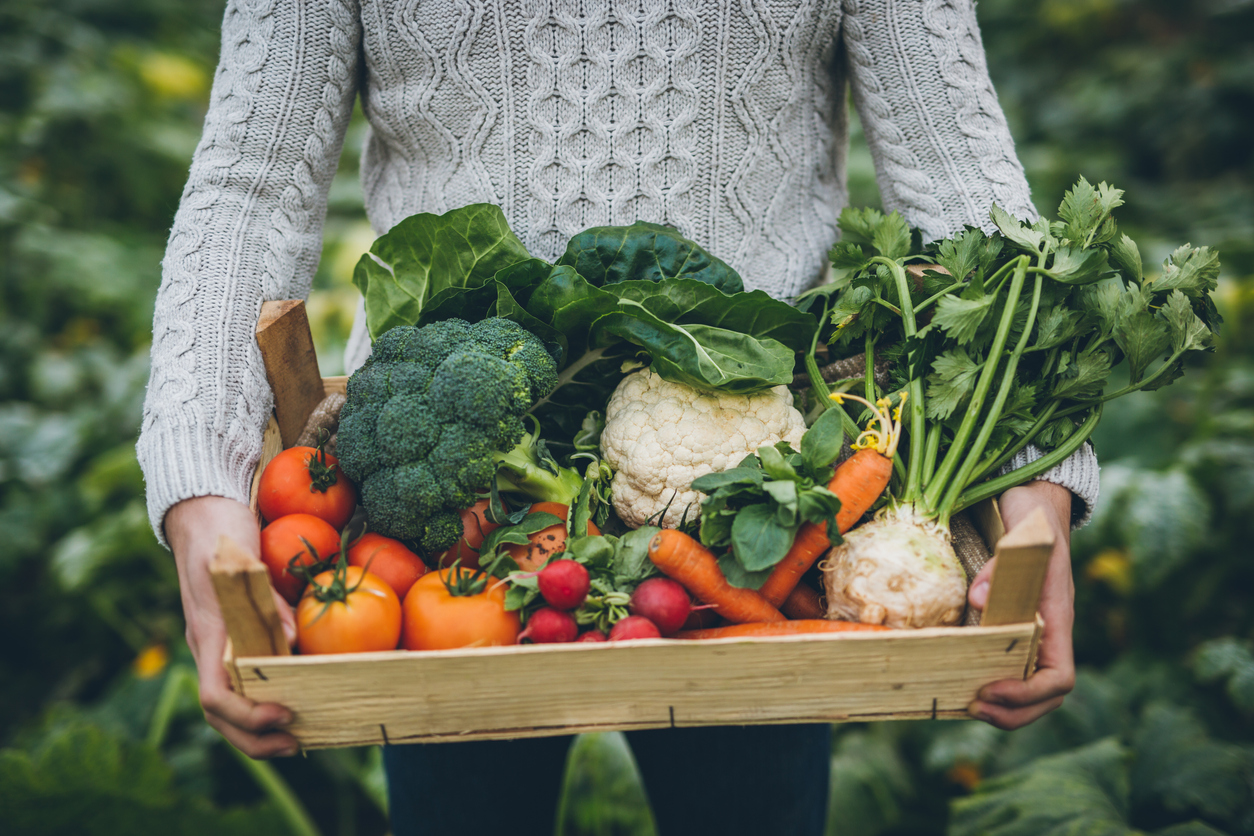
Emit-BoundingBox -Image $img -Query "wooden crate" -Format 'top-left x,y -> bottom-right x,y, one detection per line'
212,301 -> 1052,750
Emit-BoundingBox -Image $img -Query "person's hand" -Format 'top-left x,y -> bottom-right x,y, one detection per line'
965,480 -> 1075,730
166,495 -> 299,758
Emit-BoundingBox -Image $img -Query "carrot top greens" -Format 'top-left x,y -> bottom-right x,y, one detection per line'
801,177 -> 1221,526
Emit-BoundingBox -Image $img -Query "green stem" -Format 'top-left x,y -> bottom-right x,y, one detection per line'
913,281 -> 964,315
937,268 -> 1044,523
864,330 -> 877,403
921,422 -> 942,487
974,400 -> 1060,482
952,405 -> 1102,513
227,745 -> 323,836
921,256 -> 1029,514
871,256 -> 926,501
1055,349 -> 1186,418
804,305 -> 865,444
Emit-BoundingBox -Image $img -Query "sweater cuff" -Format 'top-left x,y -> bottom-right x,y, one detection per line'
137,414 -> 260,549
996,443 -> 1101,529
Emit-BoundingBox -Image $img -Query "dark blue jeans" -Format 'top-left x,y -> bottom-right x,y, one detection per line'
384,724 -> 830,836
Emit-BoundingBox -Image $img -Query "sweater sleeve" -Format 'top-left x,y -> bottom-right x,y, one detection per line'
137,0 -> 361,546
842,0 -> 1100,526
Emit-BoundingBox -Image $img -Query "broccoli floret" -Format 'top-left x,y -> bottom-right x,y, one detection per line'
337,317 -> 581,552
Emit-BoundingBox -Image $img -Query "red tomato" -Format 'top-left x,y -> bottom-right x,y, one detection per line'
260,513 -> 342,604
434,499 -> 499,570
401,568 -> 520,650
297,566 -> 402,654
503,502 -> 600,572
257,445 -> 357,529
348,532 -> 427,600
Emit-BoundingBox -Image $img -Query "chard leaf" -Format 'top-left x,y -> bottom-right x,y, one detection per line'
353,204 -> 532,339
926,349 -> 981,420
556,221 -> 743,292
1109,233 -> 1143,282
936,229 -> 984,280
1153,245 -> 1221,298
934,294 -> 995,344
872,211 -> 912,259
730,503 -> 793,571
1052,350 -> 1112,400
1162,290 -> 1212,353
800,407 -> 847,471
1032,307 -> 1084,351
990,203 -> 1044,253
1114,308 -> 1171,384
1048,245 -> 1109,285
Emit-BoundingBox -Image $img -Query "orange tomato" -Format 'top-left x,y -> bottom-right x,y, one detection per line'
401,568 -> 520,650
297,566 -> 402,654
503,501 -> 600,572
260,513 -> 342,604
433,499 -> 499,570
258,445 -> 357,529
348,532 -> 427,599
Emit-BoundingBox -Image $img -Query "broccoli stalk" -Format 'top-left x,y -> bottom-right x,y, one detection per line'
493,417 -> 585,506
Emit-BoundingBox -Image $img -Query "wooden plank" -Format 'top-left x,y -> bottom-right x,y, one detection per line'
247,416 -> 283,521
905,262 -> 950,289
235,623 -> 1037,749
980,507 -> 1055,626
969,497 -> 1006,551
256,300 -> 325,449
323,376 -> 348,396
210,536 -> 290,658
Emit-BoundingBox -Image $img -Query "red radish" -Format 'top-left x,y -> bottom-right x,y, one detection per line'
628,577 -> 692,636
518,607 -> 578,644
576,630 -> 608,643
537,559 -> 590,610
609,616 -> 661,641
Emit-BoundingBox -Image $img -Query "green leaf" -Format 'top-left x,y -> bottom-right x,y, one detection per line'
949,738 -> 1133,836
838,206 -> 887,247
1078,278 -> 1124,336
1052,350 -> 1111,400
934,295 -> 994,345
1153,245 -> 1220,298
828,728 -> 915,836
828,241 -> 869,272
926,349 -> 981,420
1194,638 -> 1254,714
717,552 -> 774,590
730,503 -> 794,571
610,526 -> 661,587
1048,245 -> 1109,285
800,407 -> 847,471
936,229 -> 985,280
1161,290 -> 1213,353
763,479 -> 799,523
572,410 -> 605,453
1114,308 -> 1170,384
828,285 -> 876,332
1058,176 -> 1124,246
1103,465 -> 1209,588
690,466 -> 764,493
990,203 -> 1044,253
1031,307 -> 1085,351
756,444 -> 797,482
556,221 -> 743,292
352,204 -> 532,339
872,211 -> 912,259
1130,702 -> 1252,821
1108,233 -> 1142,282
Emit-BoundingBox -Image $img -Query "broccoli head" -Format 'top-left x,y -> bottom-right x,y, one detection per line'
337,317 -> 564,551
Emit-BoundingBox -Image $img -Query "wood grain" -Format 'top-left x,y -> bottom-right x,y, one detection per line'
981,507 -> 1055,627
210,536 -> 290,658
256,300 -> 325,449
236,622 -> 1039,749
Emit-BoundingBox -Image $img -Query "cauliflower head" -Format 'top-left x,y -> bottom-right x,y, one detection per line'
600,367 -> 806,528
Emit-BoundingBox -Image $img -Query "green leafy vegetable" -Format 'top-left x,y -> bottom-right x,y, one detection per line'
556,221 -> 744,293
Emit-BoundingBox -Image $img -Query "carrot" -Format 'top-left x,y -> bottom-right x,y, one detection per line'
757,392 -> 903,608
675,620 -> 890,640
781,583 -> 826,620
647,530 -> 785,624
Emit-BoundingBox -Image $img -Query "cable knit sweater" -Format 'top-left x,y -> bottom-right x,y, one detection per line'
138,0 -> 1099,544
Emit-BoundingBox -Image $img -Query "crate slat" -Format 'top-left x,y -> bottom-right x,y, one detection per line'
232,621 -> 1039,748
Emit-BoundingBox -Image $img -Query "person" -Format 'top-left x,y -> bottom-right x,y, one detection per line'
140,1 -> 1098,833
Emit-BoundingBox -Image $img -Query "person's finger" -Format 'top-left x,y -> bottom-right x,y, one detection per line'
204,712 -> 300,759
978,664 -> 1075,708
968,695 -> 1066,731
968,558 -> 996,610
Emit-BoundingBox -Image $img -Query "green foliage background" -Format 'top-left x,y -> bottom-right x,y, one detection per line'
1,0 -> 1251,833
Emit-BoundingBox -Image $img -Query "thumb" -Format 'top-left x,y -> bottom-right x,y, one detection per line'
968,557 -> 996,610
272,589 -> 298,648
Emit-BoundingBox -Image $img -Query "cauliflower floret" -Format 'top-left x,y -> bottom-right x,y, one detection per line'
600,367 -> 806,528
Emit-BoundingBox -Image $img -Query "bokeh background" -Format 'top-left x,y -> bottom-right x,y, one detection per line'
2,0 -> 1252,833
